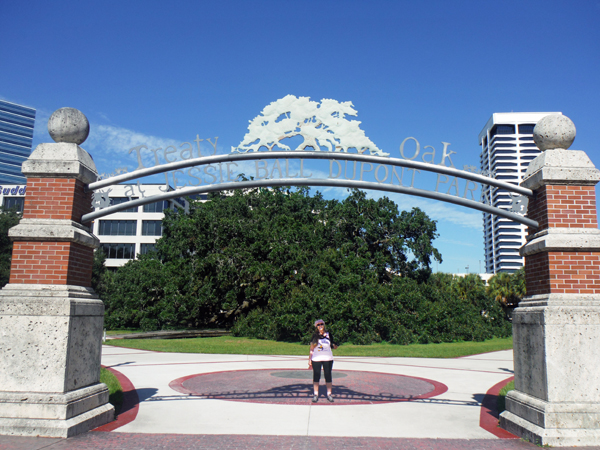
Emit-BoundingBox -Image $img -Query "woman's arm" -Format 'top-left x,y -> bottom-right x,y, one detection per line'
328,332 -> 338,349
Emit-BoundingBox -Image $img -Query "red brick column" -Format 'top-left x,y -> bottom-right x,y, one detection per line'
9,178 -> 95,286
525,184 -> 600,296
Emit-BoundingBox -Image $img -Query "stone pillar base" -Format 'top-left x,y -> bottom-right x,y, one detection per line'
501,391 -> 600,446
0,284 -> 114,436
0,383 -> 114,438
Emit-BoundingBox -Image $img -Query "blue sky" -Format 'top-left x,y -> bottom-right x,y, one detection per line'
1,0 -> 599,274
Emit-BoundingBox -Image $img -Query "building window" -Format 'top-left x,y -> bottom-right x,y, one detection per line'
2,197 -> 24,212
101,243 -> 136,259
143,200 -> 169,213
98,220 -> 137,236
110,197 -> 139,212
491,124 -> 516,136
140,243 -> 157,255
518,124 -> 536,134
142,220 -> 162,236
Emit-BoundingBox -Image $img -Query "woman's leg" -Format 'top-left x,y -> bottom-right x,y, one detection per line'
312,361 -> 322,396
323,360 -> 333,396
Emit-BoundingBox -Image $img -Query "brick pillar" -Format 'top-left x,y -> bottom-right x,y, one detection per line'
500,116 -> 600,446
0,109 -> 114,438
9,176 -> 95,286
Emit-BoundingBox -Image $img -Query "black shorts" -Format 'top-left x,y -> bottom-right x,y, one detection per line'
312,360 -> 333,383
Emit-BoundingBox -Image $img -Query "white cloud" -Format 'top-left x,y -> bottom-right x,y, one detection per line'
437,238 -> 475,247
368,192 -> 483,229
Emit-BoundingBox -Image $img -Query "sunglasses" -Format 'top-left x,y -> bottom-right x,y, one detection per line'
316,323 -> 325,327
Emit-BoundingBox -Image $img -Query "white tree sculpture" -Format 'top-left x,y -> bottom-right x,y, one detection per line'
232,95 -> 388,156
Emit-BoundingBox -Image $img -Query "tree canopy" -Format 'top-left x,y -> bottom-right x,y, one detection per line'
102,187 -> 511,344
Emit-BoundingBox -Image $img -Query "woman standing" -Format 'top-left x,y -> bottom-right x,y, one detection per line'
308,319 -> 338,403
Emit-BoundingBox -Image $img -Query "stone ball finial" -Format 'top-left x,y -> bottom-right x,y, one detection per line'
47,107 -> 90,145
533,114 -> 576,151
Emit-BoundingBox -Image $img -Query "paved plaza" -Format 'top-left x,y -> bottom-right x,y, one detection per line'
2,346 -> 600,449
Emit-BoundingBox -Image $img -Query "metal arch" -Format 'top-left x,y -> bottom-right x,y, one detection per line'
82,177 -> 538,228
87,151 -> 534,197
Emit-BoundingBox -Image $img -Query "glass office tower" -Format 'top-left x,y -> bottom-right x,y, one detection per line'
478,112 -> 560,274
0,100 -> 36,184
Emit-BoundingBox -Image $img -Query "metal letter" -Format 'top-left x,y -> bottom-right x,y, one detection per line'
204,164 -> 218,183
389,167 -> 404,186
187,167 -> 203,186
255,160 -> 268,180
124,184 -> 135,199
374,164 -> 388,183
360,163 -> 374,181
421,145 -> 436,164
136,181 -> 147,197
150,147 -> 162,165
329,160 -> 342,178
446,177 -> 460,196
438,142 -> 456,168
226,162 -> 238,181
399,137 -> 420,160
480,187 -> 492,206
207,137 -> 218,156
344,161 -> 357,180
463,180 -> 478,200
179,142 -> 194,160
173,170 -> 185,189
218,163 -> 224,183
435,174 -> 449,192
270,159 -> 283,179
164,145 -> 178,163
128,145 -> 148,170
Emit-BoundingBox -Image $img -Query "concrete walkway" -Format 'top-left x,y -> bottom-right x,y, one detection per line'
99,346 -> 515,438
2,346 -> 600,449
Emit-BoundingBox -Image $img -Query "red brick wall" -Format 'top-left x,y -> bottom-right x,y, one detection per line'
525,183 -> 600,296
9,176 -> 95,287
9,241 -> 94,286
23,178 -> 93,222
526,251 -> 600,296
527,185 -> 598,234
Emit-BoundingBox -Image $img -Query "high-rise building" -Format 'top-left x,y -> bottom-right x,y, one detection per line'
0,100 -> 36,184
478,112 -> 561,274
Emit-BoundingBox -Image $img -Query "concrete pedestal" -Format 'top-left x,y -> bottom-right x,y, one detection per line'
0,284 -> 114,437
500,294 -> 600,446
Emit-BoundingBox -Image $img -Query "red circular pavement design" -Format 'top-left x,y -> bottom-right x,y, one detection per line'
169,369 -> 447,405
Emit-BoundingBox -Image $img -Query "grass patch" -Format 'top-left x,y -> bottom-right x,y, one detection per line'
497,380 -> 515,414
106,335 -> 512,358
100,367 -> 123,414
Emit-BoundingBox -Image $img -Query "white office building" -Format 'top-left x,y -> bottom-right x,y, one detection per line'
478,112 -> 561,274
0,183 -> 200,269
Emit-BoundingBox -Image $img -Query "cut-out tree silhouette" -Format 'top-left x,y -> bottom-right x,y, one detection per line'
232,95 -> 388,156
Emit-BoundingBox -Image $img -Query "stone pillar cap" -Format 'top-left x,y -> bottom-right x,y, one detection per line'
22,142 -> 98,184
521,149 -> 600,190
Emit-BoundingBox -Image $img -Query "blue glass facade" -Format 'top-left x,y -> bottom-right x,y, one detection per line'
0,100 -> 36,184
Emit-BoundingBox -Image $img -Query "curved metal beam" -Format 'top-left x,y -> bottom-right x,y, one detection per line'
87,151 -> 533,197
82,177 -> 538,228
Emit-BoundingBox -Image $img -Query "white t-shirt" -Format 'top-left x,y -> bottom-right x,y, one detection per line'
311,332 -> 334,361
